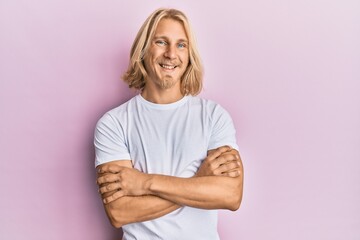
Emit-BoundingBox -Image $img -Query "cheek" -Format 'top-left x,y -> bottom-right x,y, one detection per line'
182,55 -> 190,67
144,55 -> 157,70
181,51 -> 190,64
143,59 -> 150,71
150,48 -> 163,59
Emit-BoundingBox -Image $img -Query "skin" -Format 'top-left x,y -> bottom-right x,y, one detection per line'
96,18 -> 244,228
97,147 -> 243,227
142,18 -> 189,104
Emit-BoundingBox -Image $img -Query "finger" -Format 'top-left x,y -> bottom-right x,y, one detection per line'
216,145 -> 233,153
207,146 -> 232,161
222,169 -> 241,178
208,156 -> 230,171
97,164 -> 123,174
220,150 -> 240,159
97,174 -> 120,185
103,190 -> 125,204
217,161 -> 240,174
99,182 -> 122,194
214,153 -> 238,166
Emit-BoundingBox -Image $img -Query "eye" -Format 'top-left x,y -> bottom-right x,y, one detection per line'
155,40 -> 167,46
177,42 -> 187,49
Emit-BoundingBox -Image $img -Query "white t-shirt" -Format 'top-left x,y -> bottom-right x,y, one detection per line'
94,94 -> 239,240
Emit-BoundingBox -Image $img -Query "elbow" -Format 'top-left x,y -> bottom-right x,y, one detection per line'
105,205 -> 125,229
226,181 -> 243,211
109,217 -> 123,229
229,168 -> 244,211
228,194 -> 242,211
225,191 -> 242,211
108,213 -> 124,229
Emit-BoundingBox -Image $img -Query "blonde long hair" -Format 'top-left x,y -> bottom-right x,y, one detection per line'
122,8 -> 203,95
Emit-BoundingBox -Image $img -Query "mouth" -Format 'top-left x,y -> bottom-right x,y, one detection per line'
159,64 -> 177,70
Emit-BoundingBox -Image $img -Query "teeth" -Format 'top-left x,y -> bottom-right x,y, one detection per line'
160,64 -> 176,69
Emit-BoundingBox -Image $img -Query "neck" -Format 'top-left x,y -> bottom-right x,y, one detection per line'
141,88 -> 184,104
141,82 -> 184,104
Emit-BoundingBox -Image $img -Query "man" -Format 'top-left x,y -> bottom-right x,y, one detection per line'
94,8 -> 244,240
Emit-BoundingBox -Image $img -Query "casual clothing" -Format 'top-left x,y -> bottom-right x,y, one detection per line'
94,94 -> 238,240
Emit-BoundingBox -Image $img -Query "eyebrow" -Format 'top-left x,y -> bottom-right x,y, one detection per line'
153,35 -> 188,43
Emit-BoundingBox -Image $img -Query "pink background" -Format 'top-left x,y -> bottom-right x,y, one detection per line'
1,0 -> 359,239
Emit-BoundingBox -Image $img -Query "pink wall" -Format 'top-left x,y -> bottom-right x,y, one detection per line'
1,0 -> 359,239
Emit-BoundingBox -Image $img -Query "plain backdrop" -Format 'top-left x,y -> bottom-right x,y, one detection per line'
0,0 -> 359,239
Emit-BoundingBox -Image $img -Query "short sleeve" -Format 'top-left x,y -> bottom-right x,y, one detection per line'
94,113 -> 131,167
208,104 -> 239,151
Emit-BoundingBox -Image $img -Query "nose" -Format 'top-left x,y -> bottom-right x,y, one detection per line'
164,44 -> 176,59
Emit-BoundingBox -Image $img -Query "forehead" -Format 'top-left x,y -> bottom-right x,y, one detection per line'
154,18 -> 188,41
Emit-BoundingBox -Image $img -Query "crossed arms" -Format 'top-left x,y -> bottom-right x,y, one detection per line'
96,146 -> 244,228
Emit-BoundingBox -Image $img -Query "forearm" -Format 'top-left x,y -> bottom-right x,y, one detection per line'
98,168 -> 180,228
104,193 -> 180,228
97,147 -> 243,226
146,174 -> 243,211
145,148 -> 243,210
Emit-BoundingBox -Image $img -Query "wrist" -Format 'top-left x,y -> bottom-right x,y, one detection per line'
143,174 -> 154,195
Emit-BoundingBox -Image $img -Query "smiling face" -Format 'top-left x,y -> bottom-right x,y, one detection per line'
143,18 -> 189,93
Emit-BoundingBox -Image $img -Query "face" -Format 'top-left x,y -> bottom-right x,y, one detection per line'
143,18 -> 189,91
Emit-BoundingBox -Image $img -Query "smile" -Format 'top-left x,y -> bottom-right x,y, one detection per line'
160,64 -> 177,70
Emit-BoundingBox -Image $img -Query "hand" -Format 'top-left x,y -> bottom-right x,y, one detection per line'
196,146 -> 242,178
97,165 -> 150,204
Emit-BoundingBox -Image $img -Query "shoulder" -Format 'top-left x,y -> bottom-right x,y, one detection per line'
96,96 -> 138,128
187,96 -> 217,108
188,96 -> 229,117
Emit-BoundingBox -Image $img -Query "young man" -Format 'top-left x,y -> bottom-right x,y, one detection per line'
95,8 -> 244,240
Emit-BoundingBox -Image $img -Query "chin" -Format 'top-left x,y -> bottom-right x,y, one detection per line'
158,78 -> 179,90
159,81 -> 175,90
